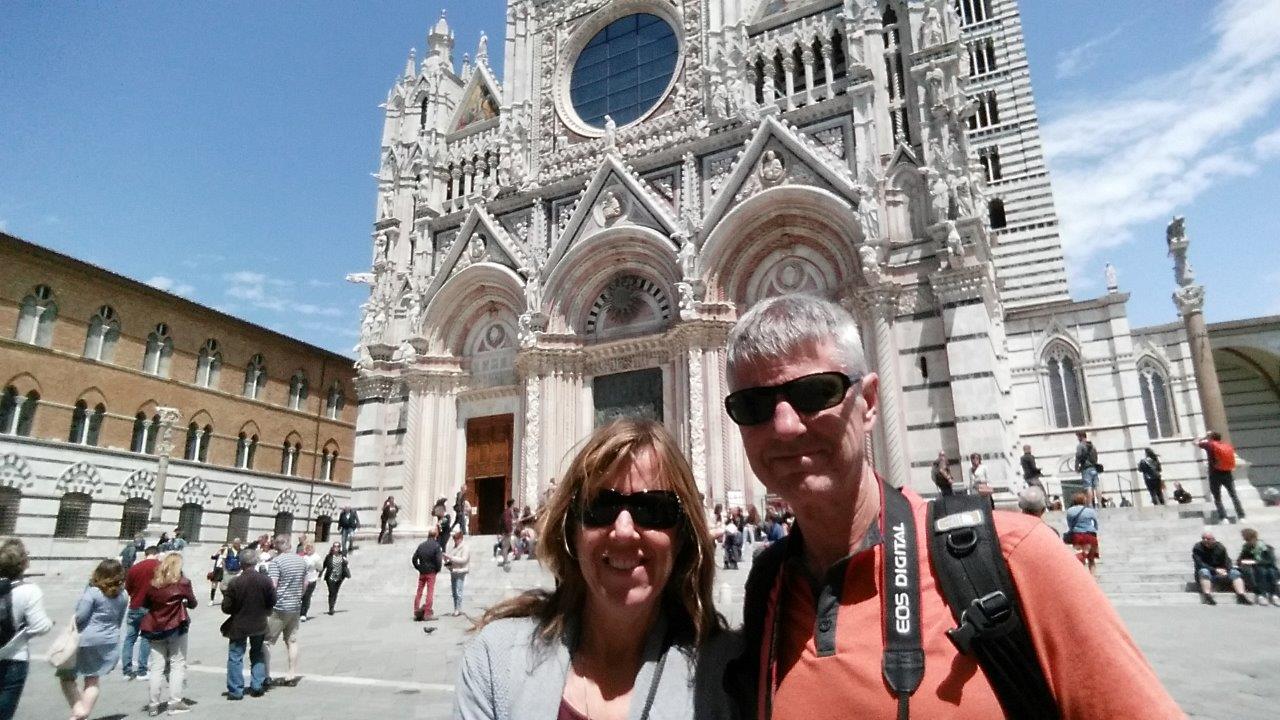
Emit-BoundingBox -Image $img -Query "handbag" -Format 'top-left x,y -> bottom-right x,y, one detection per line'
1062,507 -> 1085,544
46,612 -> 79,669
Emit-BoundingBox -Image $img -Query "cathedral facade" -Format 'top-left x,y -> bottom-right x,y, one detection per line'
350,0 -> 1222,533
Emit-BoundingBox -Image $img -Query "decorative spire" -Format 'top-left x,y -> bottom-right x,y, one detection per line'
403,48 -> 417,80
476,32 -> 489,65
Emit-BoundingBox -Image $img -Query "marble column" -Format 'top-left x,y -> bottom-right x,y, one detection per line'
516,348 -> 586,509
404,370 -> 464,531
851,285 -> 910,489
1174,287 -> 1228,441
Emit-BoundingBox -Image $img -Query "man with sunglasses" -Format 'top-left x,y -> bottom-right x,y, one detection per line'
724,294 -> 1180,719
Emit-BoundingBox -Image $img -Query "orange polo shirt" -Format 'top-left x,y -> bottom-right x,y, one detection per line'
764,490 -> 1184,719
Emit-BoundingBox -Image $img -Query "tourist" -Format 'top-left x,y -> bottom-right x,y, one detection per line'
1237,528 -> 1279,606
0,538 -> 52,720
1017,485 -> 1048,519
219,538 -> 244,599
722,507 -> 742,570
744,505 -> 761,544
1075,430 -> 1100,507
722,294 -> 1178,718
321,542 -> 350,615
1020,444 -> 1044,489
453,491 -> 469,536
518,518 -> 538,559
138,553 -> 197,715
412,527 -> 443,622
1172,482 -> 1194,504
379,496 -> 400,544
221,548 -> 274,700
1196,431 -> 1246,522
121,545 -> 160,680
119,535 -> 144,570
931,450 -> 953,496
265,536 -> 307,686
499,499 -> 517,570
1137,448 -> 1165,505
207,544 -> 228,603
298,543 -> 321,622
453,419 -> 738,719
969,453 -> 993,508
170,530 -> 187,553
157,532 -> 172,552
439,507 -> 454,546
1064,492 -> 1100,575
337,505 -> 361,554
1193,530 -> 1251,605
58,559 -> 128,720
443,528 -> 470,616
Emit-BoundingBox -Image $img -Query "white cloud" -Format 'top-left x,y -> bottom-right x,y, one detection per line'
1042,0 -> 1280,269
145,275 -> 196,297
1054,25 -> 1125,80
223,270 -> 345,319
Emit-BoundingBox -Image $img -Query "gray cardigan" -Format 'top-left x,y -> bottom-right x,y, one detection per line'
453,615 -> 741,720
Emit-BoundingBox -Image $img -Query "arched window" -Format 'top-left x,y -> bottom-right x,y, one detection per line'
274,511 -> 294,538
830,30 -> 847,80
988,198 -> 1007,229
954,0 -> 993,26
314,515 -> 332,543
54,491 -> 92,538
195,339 -> 222,389
1,386 -> 39,436
130,412 -> 160,453
243,354 -> 266,399
119,497 -> 150,539
143,323 -> 174,377
0,487 -> 21,535
320,446 -> 338,482
184,422 -> 212,462
1045,343 -> 1088,428
1138,359 -> 1177,439
69,401 -> 105,446
280,440 -> 301,476
235,432 -> 259,469
178,502 -> 203,542
287,371 -> 308,411
226,507 -> 251,543
83,305 -> 121,362
324,383 -> 345,420
15,284 -> 57,347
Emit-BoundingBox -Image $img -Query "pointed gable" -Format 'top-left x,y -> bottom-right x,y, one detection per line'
425,205 -> 529,299
544,155 -> 681,270
448,65 -> 502,133
701,115 -> 863,232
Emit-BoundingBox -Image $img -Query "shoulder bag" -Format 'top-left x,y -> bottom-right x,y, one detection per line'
46,611 -> 79,669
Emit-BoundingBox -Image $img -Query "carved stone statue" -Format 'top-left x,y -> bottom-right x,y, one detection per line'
926,68 -> 945,107
603,115 -> 618,152
921,6 -> 944,47
942,221 -> 964,268
760,150 -> 786,186
859,244 -> 883,284
467,233 -> 487,263
1166,215 -> 1196,287
676,281 -> 700,320
380,193 -> 394,219
678,237 -> 699,280
599,189 -> 624,224
927,168 -> 951,221
949,174 -> 975,217
476,32 -> 489,63
1105,263 -> 1118,293
853,184 -> 883,242
523,273 -> 543,315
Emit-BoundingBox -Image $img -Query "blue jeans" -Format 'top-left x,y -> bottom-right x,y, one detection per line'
340,527 -> 355,554
450,573 -> 465,613
227,635 -> 266,697
1081,467 -> 1099,489
0,659 -> 29,720
122,607 -> 150,675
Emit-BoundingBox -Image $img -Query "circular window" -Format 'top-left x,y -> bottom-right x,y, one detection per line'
569,13 -> 678,130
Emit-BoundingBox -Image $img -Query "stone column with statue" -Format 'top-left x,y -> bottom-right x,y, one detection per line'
150,406 -> 182,523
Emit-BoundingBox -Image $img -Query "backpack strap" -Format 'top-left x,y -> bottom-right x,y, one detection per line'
927,494 -> 1061,720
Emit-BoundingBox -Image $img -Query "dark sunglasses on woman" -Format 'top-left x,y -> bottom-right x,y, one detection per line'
724,371 -> 862,426
577,489 -> 683,529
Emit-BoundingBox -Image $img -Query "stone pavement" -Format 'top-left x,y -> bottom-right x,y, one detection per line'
16,555 -> 1280,719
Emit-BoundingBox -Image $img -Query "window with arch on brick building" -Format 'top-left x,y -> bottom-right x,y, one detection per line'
83,305 -> 121,363
14,284 -> 57,347
1,386 -> 39,436
236,432 -> 259,469
320,444 -> 339,482
280,439 -> 301,476
69,401 -> 106,446
243,354 -> 267,399
184,422 -> 212,462
131,412 -> 160,454
226,507 -> 251,543
178,502 -> 203,542
143,323 -> 174,377
288,371 -> 308,411
196,339 -> 222,389
324,383 -> 345,420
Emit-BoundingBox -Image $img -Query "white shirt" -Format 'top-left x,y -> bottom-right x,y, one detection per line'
968,464 -> 988,493
304,553 -> 323,584
0,581 -> 54,662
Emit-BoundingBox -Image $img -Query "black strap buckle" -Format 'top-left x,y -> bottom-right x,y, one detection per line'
945,590 -> 1012,655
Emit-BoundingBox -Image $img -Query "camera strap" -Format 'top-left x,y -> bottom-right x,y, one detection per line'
881,485 -> 924,720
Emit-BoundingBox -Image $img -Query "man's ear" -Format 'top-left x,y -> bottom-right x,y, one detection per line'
859,372 -> 880,431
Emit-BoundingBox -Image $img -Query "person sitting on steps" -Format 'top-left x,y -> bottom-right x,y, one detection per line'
1193,530 -> 1252,605
1237,528 -> 1279,606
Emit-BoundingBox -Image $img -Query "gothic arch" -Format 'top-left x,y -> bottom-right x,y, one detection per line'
55,461 -> 104,496
119,469 -> 156,501
542,225 -> 680,335
421,263 -> 525,355
0,453 -> 34,491
188,409 -> 214,427
273,488 -> 301,515
2,373 -> 41,397
238,420 -> 262,437
227,481 -> 258,510
176,476 -> 212,507
313,492 -> 338,518
1033,319 -> 1083,366
135,399 -> 159,416
75,387 -> 108,408
701,185 -> 864,308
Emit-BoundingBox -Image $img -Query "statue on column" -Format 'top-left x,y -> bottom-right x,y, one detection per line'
1167,215 -> 1196,287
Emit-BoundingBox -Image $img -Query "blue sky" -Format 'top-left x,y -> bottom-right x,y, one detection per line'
1,1 -> 1277,357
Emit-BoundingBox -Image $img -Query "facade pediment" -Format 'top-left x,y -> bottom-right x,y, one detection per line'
447,64 -> 502,134
426,205 -> 529,300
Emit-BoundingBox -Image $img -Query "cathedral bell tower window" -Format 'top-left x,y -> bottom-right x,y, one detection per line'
568,12 -> 679,130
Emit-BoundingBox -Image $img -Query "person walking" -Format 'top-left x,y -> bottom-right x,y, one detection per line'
337,506 -> 360,554
219,539 -> 244,599
220,548 -> 274,700
119,536 -> 144,571
931,451 -> 954,496
411,528 -> 443,622
443,528 -> 470,616
207,544 -> 228,604
379,496 -> 400,544
1020,444 -> 1045,489
58,560 -> 128,720
499,499 -> 516,570
452,491 -> 468,536
1075,430 -> 1101,507
0,538 -> 53,720
320,542 -> 350,615
265,536 -> 307,686
299,543 -> 321,622
1197,430 -> 1246,522
1137,448 -> 1165,505
137,553 -> 197,716
1064,492 -> 1101,576
121,545 -> 159,681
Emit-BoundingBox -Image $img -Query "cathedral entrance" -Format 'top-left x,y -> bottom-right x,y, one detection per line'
593,367 -> 663,426
465,414 -> 513,534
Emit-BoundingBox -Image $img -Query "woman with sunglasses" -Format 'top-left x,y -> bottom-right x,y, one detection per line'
454,419 -> 738,720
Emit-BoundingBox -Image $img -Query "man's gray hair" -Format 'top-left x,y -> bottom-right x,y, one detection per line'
1017,486 -> 1047,515
273,535 -> 291,553
239,548 -> 259,568
727,294 -> 868,381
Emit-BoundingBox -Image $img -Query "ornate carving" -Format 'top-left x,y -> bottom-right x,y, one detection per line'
759,150 -> 786,186
176,476 -> 212,507
688,346 -> 707,492
314,492 -> 338,519
154,406 -> 182,457
0,453 -> 33,490
273,488 -> 301,515
1173,284 -> 1206,316
859,244 -> 885,285
522,373 -> 540,499
55,461 -> 103,496
227,482 -> 258,510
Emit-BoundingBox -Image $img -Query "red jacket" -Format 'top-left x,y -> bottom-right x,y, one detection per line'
138,577 -> 198,635
125,557 -> 159,610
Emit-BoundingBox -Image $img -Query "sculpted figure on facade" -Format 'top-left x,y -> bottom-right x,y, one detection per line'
926,168 -> 951,222
949,173 -> 975,218
598,189 -> 625,225
760,149 -> 786,186
853,185 -> 883,243
859,244 -> 884,285
1167,215 -> 1196,287
942,220 -> 965,268
921,6 -> 944,47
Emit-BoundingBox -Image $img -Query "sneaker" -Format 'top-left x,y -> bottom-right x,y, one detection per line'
136,671 -> 150,681
1202,594 -> 1217,605
226,694 -> 243,701
300,615 -> 308,623
1236,594 -> 1253,605
169,699 -> 193,714
423,614 -> 438,621
247,688 -> 265,698
148,706 -> 162,718
280,677 -> 301,687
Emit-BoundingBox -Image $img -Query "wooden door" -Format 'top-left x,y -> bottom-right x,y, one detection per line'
465,414 -> 514,534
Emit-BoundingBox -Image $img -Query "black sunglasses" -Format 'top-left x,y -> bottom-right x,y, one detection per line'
724,371 -> 861,426
577,489 -> 683,530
